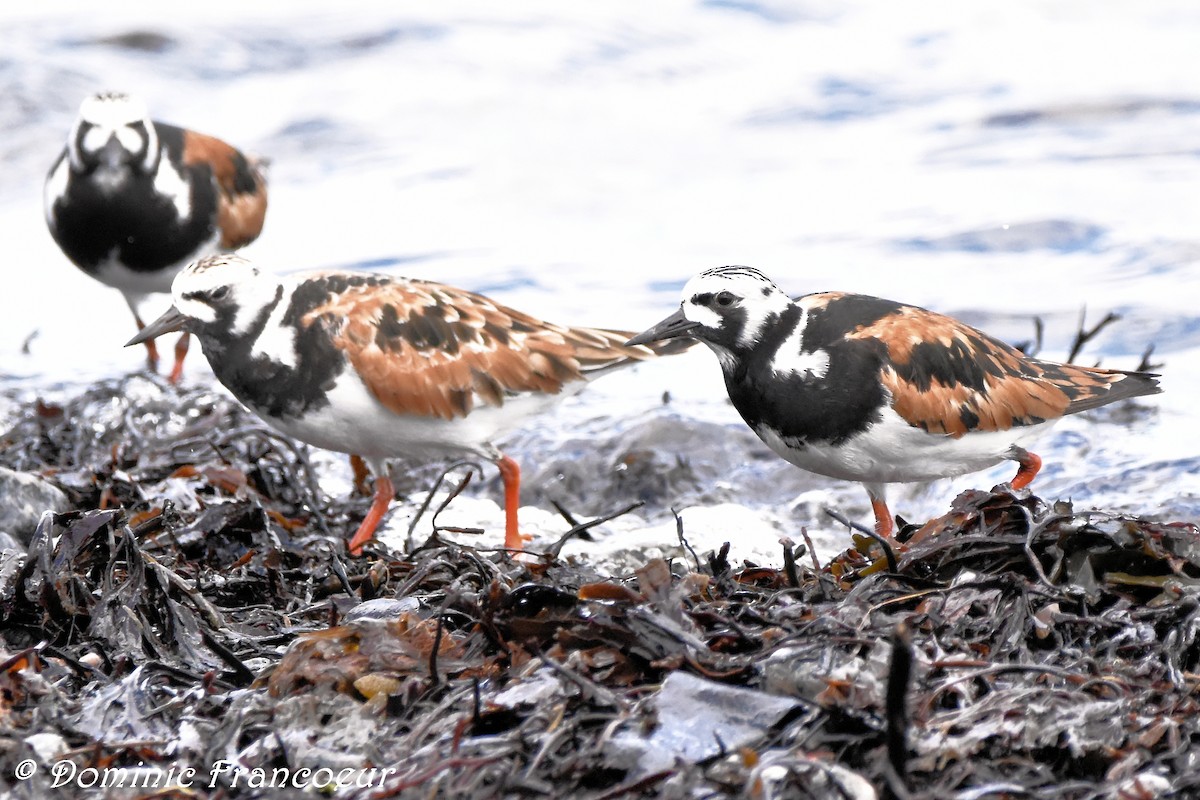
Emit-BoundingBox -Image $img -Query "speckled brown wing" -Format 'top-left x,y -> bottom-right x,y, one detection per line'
303,277 -> 684,421
847,305 -> 1161,437
181,129 -> 267,249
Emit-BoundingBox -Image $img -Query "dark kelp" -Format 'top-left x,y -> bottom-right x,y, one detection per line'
0,375 -> 1195,799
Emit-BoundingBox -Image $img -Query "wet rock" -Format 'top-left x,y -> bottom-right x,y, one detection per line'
70,666 -> 180,744
0,548 -> 26,605
23,732 -> 68,765
520,413 -> 818,514
344,596 -> 420,621
0,468 -> 69,545
747,751 -> 878,800
763,641 -> 890,710
490,666 -> 566,709
607,671 -> 801,775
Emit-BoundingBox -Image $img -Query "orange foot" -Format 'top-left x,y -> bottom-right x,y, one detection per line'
496,454 -> 532,550
167,332 -> 190,384
870,495 -> 895,540
348,475 -> 395,555
1010,449 -> 1042,490
349,454 -> 373,496
132,313 -> 161,373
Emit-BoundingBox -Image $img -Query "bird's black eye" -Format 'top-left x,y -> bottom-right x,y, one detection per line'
715,291 -> 735,307
209,285 -> 230,302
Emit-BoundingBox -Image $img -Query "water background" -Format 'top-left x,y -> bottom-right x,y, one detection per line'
2,1 -> 1198,563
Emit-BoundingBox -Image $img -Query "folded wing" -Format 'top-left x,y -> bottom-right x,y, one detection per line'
847,304 -> 1160,436
303,277 -> 687,420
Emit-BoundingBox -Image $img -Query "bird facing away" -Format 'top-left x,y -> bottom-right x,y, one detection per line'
46,91 -> 268,383
128,254 -> 691,553
626,266 -> 1162,539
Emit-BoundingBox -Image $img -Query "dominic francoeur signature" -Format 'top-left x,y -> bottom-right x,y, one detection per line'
13,758 -> 399,791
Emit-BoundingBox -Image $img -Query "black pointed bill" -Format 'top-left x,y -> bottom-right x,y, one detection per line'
625,307 -> 701,347
99,135 -> 129,169
125,306 -> 189,347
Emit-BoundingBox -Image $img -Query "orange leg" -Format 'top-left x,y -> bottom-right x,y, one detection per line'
495,455 -> 529,550
167,332 -> 190,384
1010,449 -> 1042,490
349,455 -> 373,496
347,475 -> 395,554
870,495 -> 895,539
133,315 -> 160,373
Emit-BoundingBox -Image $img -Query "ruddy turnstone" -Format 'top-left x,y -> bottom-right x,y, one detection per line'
45,92 -> 268,383
627,266 -> 1161,539
128,254 -> 691,553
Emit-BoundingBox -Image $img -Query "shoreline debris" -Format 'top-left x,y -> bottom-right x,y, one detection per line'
1,377 -> 1197,799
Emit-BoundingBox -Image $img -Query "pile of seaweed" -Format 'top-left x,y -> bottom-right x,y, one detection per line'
1,376 -> 1197,799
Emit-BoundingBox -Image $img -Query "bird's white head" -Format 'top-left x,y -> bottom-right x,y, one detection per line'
68,91 -> 159,176
171,254 -> 285,334
125,254 -> 286,352
626,266 -> 793,364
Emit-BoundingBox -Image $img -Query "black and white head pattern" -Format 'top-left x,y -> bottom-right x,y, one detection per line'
678,266 -> 793,366
171,254 -> 286,345
68,92 -> 159,176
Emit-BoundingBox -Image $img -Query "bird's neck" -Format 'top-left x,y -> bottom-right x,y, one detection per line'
712,303 -> 805,378
200,287 -> 348,420
196,287 -> 287,388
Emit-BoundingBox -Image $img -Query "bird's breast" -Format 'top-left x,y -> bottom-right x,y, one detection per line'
726,340 -> 889,447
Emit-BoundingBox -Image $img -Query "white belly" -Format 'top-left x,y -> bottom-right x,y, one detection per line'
93,233 -> 221,297
756,406 -> 1056,485
254,368 -> 583,463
